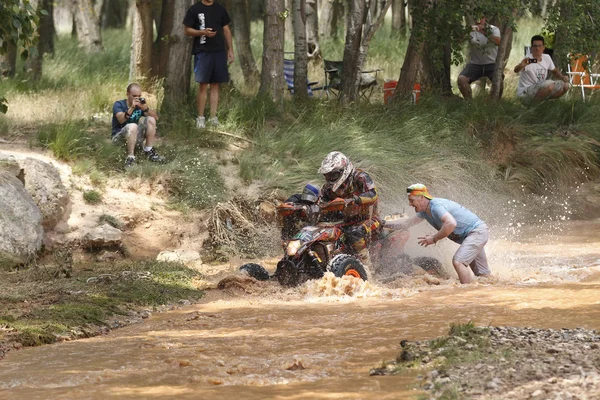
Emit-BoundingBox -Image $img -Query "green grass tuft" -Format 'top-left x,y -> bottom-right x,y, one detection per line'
83,189 -> 103,204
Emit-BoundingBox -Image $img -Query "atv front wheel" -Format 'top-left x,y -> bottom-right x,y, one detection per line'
275,260 -> 301,287
239,263 -> 270,281
329,254 -> 368,281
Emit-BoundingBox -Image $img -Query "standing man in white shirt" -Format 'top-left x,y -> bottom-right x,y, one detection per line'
514,35 -> 569,103
457,17 -> 501,100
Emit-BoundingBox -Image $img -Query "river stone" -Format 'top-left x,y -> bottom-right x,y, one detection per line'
0,171 -> 44,268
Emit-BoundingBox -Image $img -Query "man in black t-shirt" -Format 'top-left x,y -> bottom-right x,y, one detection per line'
183,0 -> 234,129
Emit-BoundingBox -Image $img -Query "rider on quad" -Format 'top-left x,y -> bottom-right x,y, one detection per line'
280,183 -> 320,242
318,151 -> 382,274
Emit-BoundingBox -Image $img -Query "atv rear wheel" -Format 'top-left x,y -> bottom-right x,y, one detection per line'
239,263 -> 270,281
275,260 -> 301,287
329,254 -> 368,281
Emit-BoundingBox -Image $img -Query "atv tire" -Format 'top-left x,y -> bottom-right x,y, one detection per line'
239,263 -> 270,281
275,260 -> 301,287
412,257 -> 446,277
329,254 -> 368,281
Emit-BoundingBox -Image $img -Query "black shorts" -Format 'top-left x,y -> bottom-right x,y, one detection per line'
459,63 -> 495,83
194,51 -> 230,84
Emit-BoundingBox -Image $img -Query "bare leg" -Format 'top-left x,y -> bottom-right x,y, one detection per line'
534,84 -> 556,100
457,75 -> 472,99
452,259 -> 475,284
209,83 -> 220,118
197,83 -> 209,117
126,125 -> 138,157
548,85 -> 569,99
144,116 -> 156,147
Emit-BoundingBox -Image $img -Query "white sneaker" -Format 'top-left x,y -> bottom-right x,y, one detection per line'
208,116 -> 219,127
196,116 -> 206,129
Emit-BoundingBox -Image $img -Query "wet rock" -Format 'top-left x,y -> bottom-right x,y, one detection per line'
286,359 -> 306,371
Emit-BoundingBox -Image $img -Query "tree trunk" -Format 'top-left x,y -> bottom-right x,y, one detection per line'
24,0 -> 55,80
284,0 -> 294,43
340,0 -> 391,104
391,0 -> 406,36
101,0 -> 128,28
259,0 -> 286,108
152,0 -> 174,79
94,0 -> 105,26
395,3 -> 424,101
231,0 -> 260,85
39,0 -> 55,56
72,0 -> 103,52
162,0 -> 194,111
319,0 -> 336,40
129,0 -> 154,83
292,0 -> 309,100
305,0 -> 319,58
0,43 -> 17,78
490,19 -> 515,100
339,0 -> 365,103
151,0 -> 162,28
552,0 -> 570,72
421,37 -> 452,96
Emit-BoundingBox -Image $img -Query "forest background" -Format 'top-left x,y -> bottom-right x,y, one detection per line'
0,0 -> 599,215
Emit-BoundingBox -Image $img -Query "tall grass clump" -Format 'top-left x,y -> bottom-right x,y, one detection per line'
166,153 -> 227,209
37,121 -> 93,161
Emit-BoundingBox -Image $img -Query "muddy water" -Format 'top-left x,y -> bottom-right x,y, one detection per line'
1,221 -> 600,399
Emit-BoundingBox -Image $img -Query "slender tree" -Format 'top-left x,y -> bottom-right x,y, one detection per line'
231,0 -> 259,85
318,0 -> 336,40
292,0 -> 309,100
391,0 -> 406,37
129,0 -> 153,83
72,0 -> 103,52
162,0 -> 194,110
259,0 -> 286,107
305,0 -> 319,58
339,0 -> 391,104
152,0 -> 175,79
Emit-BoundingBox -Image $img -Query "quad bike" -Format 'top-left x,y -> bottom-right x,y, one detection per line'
240,198 -> 444,287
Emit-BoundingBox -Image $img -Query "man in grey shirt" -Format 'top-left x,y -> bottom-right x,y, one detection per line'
457,17 -> 501,99
386,184 -> 491,284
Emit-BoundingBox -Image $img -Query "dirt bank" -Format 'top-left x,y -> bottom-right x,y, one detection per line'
372,324 -> 600,399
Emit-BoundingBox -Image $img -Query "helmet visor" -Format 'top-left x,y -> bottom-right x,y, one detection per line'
324,170 -> 343,183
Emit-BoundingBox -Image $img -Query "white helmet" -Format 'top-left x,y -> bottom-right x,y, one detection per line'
318,151 -> 355,192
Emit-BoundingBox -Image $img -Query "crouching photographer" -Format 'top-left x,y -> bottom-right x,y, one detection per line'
111,83 -> 165,169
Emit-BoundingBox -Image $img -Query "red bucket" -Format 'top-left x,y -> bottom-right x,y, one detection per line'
383,79 -> 398,105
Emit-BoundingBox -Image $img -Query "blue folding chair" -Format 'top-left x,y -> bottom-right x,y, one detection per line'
283,57 -> 322,97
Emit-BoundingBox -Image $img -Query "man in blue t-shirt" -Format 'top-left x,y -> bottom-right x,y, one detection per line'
386,183 -> 491,284
112,83 -> 164,168
183,0 -> 234,129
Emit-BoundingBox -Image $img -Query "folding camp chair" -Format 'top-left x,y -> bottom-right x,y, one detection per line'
566,54 -> 600,101
283,57 -> 321,97
323,60 -> 381,101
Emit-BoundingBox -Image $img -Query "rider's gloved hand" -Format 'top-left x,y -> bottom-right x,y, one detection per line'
344,196 -> 361,207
